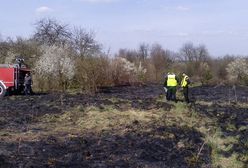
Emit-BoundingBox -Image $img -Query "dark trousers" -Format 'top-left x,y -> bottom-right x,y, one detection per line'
167,86 -> 177,102
24,84 -> 32,95
183,87 -> 189,103
166,89 -> 170,100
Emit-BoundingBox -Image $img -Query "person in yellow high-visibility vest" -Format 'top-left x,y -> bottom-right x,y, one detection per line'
164,72 -> 179,102
181,73 -> 191,103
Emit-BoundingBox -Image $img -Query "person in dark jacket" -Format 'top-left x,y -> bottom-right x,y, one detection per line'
24,73 -> 33,95
164,72 -> 179,102
181,73 -> 191,103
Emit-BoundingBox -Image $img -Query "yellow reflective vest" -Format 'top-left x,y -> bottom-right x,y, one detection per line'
181,75 -> 189,87
167,74 -> 178,87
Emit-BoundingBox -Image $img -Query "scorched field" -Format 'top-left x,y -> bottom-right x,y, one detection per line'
0,84 -> 247,168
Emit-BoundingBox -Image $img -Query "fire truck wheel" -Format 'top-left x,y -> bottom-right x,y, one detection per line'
0,83 -> 6,98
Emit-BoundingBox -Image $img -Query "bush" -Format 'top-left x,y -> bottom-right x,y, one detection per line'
226,58 -> 248,85
111,57 -> 146,85
74,55 -> 112,93
34,45 -> 75,91
199,62 -> 213,85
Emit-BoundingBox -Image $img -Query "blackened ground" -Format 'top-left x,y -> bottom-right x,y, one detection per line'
2,84 -> 240,167
191,85 -> 248,102
191,85 -> 248,166
0,125 -> 211,168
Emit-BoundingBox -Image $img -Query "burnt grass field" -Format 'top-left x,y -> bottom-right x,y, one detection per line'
0,84 -> 247,168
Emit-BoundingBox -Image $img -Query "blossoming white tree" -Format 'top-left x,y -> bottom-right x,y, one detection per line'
35,45 -> 75,90
111,57 -> 146,85
226,57 -> 248,84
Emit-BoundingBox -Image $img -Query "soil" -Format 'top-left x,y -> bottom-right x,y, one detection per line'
0,84 -> 247,167
192,85 -> 248,166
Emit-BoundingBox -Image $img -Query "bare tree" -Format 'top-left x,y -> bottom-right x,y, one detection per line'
180,42 -> 210,62
180,42 -> 210,76
197,45 -> 209,63
150,44 -> 172,81
180,42 -> 196,62
33,18 -> 71,46
116,49 -> 139,63
138,43 -> 149,61
72,27 -> 101,57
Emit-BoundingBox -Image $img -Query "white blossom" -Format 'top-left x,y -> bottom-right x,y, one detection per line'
226,58 -> 248,81
112,57 -> 147,83
35,45 -> 75,80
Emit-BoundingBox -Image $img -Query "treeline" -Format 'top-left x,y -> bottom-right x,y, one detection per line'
0,18 -> 247,92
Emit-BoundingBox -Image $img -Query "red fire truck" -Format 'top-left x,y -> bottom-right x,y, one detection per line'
0,60 -> 31,97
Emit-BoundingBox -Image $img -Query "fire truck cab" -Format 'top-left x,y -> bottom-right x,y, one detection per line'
0,60 -> 31,97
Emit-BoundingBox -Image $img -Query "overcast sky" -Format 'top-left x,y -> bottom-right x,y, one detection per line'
0,0 -> 248,56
